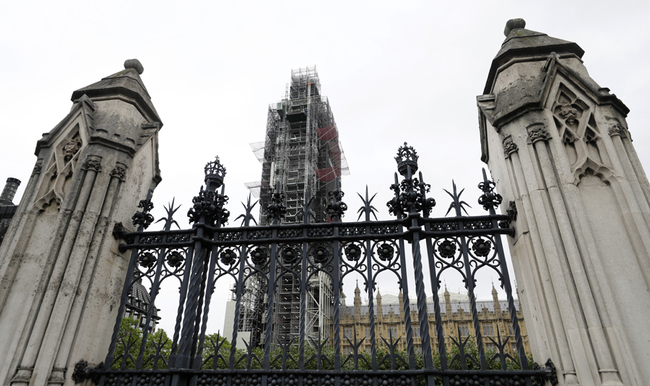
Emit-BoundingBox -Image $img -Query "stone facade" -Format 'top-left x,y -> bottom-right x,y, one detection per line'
338,284 -> 530,358
0,59 -> 162,386
0,178 -> 21,245
478,19 -> 650,385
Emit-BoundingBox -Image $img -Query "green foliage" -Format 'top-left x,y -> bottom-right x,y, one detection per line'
111,317 -> 172,370
112,324 -> 526,374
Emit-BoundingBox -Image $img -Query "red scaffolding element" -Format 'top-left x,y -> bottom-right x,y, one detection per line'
315,122 -> 348,182
317,123 -> 337,142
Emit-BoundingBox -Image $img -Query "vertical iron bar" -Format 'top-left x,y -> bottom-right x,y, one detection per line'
298,199 -> 310,370
408,170 -> 433,371
331,213 -> 342,386
104,190 -> 154,369
177,221 -> 208,369
482,169 -> 529,372
423,231 -> 450,386
169,245 -> 194,368
135,209 -> 178,368
190,253 -> 210,364
262,231 -> 279,368
454,211 -> 488,372
394,172 -> 417,370
103,242 -> 140,369
333,231 -> 342,372
364,234 -> 377,370
298,241 -> 308,369
419,171 -> 450,385
134,243 -> 166,369
230,242 -> 251,369
194,244 -> 219,369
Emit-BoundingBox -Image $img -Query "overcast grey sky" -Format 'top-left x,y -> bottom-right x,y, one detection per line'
2,1 -> 649,334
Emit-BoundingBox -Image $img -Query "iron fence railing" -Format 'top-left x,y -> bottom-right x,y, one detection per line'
75,144 -> 557,386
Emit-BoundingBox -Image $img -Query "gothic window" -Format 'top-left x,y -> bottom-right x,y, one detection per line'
459,325 -> 469,337
483,324 -> 494,336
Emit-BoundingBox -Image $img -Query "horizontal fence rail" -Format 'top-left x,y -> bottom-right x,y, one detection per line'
75,144 -> 557,386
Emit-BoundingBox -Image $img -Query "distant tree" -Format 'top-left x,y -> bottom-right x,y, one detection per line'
111,317 -> 172,370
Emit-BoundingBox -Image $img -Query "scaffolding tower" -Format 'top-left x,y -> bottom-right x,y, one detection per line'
243,66 -> 348,347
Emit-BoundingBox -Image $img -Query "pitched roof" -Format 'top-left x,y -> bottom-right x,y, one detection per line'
71,59 -> 161,123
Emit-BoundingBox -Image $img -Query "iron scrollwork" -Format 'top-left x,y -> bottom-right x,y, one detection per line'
478,178 -> 503,211
266,183 -> 287,224
88,148 -> 561,386
132,195 -> 154,230
387,143 -> 436,217
187,188 -> 230,226
188,157 -> 230,226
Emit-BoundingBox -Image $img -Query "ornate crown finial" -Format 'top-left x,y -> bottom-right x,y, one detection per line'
395,142 -> 419,176
204,156 -> 226,192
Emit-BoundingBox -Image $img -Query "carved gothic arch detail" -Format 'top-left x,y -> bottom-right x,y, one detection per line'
551,83 -> 613,185
33,126 -> 85,211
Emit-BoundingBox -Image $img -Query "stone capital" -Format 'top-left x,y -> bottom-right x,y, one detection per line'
607,124 -> 628,139
527,124 -> 552,144
81,155 -> 102,173
110,162 -> 128,181
503,135 -> 519,159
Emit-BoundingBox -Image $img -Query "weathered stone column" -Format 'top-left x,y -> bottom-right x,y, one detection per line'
0,59 -> 162,386
478,19 -> 650,386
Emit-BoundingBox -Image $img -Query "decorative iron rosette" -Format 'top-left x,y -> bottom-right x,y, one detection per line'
138,251 -> 156,268
220,248 -> 237,266
311,244 -> 330,264
437,239 -> 457,259
166,250 -> 184,268
376,243 -> 394,262
471,237 -> 492,257
344,243 -> 362,262
280,245 -> 299,265
250,247 -> 268,266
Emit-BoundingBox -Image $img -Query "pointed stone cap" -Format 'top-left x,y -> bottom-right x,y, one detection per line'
71,59 -> 161,124
484,19 -> 584,93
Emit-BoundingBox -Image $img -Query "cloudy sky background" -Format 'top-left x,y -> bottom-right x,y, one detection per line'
1,1 -> 649,334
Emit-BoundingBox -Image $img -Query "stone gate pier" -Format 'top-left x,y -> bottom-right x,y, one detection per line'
478,19 -> 650,386
0,59 -> 162,386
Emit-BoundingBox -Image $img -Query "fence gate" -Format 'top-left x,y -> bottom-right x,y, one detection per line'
75,144 -> 557,386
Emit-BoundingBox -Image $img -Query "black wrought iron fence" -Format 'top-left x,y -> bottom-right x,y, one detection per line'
75,144 -> 557,386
